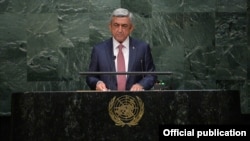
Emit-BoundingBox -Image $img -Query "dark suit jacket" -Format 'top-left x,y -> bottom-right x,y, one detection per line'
86,37 -> 157,90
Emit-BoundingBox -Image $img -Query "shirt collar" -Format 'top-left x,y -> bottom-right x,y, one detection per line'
113,37 -> 129,49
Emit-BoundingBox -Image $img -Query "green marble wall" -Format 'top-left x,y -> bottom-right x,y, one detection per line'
0,0 -> 249,114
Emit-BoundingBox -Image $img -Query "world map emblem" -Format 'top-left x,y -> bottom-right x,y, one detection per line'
108,95 -> 144,127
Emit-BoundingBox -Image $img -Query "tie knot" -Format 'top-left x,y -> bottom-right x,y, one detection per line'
118,44 -> 124,50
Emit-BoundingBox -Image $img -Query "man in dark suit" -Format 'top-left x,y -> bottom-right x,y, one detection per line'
86,8 -> 157,91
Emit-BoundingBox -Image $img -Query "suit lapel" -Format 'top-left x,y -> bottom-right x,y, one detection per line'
128,37 -> 136,72
105,38 -> 116,72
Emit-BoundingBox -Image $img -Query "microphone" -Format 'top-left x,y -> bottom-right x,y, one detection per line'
109,56 -> 116,90
140,59 -> 143,71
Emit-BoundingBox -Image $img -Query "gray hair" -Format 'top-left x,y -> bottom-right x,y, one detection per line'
110,8 -> 133,24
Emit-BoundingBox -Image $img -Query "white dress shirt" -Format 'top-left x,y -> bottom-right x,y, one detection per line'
113,37 -> 129,72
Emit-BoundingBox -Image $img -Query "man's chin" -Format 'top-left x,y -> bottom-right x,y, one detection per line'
115,37 -> 125,43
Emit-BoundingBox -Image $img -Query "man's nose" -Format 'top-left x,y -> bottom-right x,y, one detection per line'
117,25 -> 123,31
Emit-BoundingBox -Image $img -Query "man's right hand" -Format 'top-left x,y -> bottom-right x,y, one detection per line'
95,81 -> 109,91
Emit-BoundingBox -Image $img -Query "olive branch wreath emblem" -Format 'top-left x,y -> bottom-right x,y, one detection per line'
108,95 -> 144,127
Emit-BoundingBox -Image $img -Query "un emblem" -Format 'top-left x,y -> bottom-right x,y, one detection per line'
108,95 -> 144,127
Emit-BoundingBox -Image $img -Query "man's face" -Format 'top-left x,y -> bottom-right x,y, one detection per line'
109,16 -> 134,43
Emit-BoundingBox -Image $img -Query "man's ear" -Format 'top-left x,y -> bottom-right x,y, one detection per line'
129,24 -> 134,32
